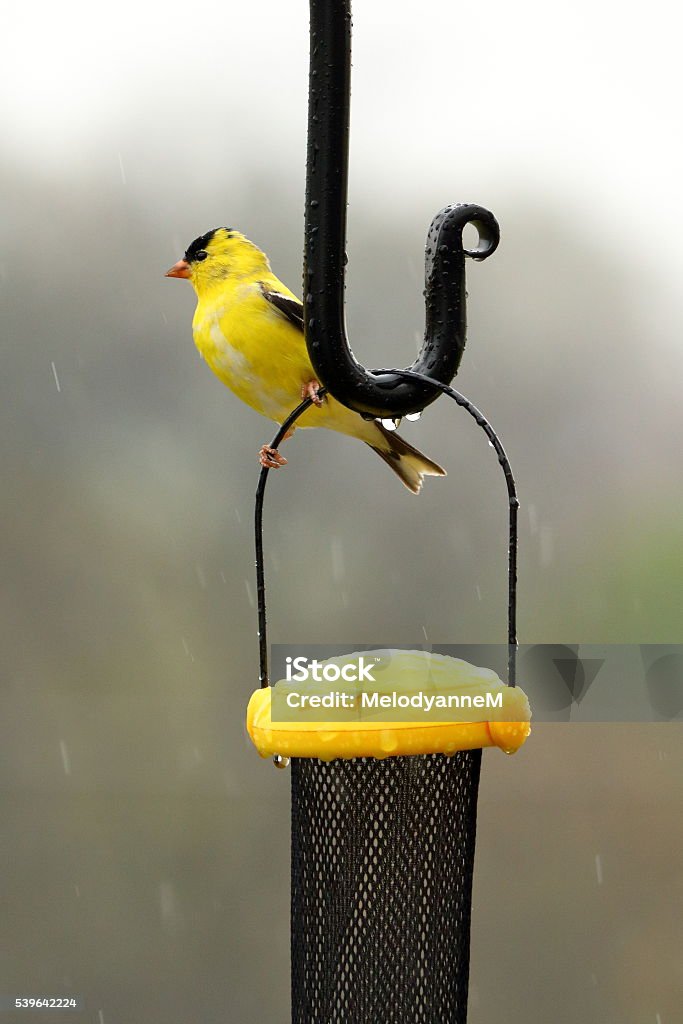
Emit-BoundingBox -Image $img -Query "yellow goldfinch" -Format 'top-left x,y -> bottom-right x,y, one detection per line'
166,227 -> 446,493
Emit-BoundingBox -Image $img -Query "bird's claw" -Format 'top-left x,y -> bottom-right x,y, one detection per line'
302,380 -> 325,406
259,444 -> 287,469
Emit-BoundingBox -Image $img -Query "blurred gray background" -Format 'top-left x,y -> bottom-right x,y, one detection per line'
1,0 -> 682,1021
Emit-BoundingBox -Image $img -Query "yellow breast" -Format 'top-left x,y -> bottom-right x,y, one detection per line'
192,278 -> 313,422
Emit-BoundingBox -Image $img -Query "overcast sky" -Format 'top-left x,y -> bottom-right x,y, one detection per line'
3,0 -> 681,274
3,0 -> 682,396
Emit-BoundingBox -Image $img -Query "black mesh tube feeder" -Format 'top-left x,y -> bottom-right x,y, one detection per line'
245,2 -> 530,1021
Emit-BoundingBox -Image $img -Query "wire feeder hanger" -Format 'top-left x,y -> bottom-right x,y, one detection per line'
255,0 -> 518,694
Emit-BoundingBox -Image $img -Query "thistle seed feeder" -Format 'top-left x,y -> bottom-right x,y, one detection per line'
244,3 -> 528,1021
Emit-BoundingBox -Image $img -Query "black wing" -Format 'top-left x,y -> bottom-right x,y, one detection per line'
261,285 -> 305,332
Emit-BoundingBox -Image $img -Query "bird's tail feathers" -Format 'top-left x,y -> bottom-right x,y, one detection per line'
368,423 -> 446,494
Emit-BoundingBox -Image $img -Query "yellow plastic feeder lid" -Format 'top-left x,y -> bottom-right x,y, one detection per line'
247,649 -> 531,761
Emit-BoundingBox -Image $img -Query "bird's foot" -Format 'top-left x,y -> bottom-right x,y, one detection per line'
302,380 -> 325,406
259,445 -> 287,469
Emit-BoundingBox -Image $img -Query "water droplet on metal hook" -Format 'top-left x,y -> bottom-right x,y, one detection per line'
406,412 -> 422,422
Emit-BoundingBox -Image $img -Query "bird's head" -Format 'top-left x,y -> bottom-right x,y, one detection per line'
166,227 -> 270,294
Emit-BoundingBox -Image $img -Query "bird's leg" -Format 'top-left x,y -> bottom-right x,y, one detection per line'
259,445 -> 287,469
302,379 -> 325,406
258,428 -> 295,470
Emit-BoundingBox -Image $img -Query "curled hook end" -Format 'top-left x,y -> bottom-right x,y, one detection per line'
427,203 -> 500,267
464,215 -> 500,261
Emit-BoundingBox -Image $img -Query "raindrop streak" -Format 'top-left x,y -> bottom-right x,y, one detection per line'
98,1011 -> 105,1024
59,740 -> 71,776
234,508 -> 242,524
245,580 -> 255,608
159,881 -> 177,924
195,564 -> 207,589
528,504 -> 538,536
117,153 -> 126,186
51,361 -> 61,393
220,571 -> 227,584
540,526 -> 554,567
331,537 -> 345,583
73,884 -> 80,898
656,1013 -> 663,1024
475,585 -> 482,601
422,626 -> 429,642
595,854 -> 603,885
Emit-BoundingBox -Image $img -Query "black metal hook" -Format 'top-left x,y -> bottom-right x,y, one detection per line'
304,0 -> 500,420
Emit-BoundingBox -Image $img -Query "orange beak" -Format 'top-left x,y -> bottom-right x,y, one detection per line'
165,259 -> 191,279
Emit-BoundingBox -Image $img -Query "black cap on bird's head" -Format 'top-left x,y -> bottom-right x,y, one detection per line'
184,227 -> 234,263
166,227 -> 237,279
165,226 -> 269,286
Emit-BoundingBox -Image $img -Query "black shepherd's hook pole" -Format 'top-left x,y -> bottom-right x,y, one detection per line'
304,0 -> 499,420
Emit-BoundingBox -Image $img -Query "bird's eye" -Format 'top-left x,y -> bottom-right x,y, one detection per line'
195,250 -> 208,262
